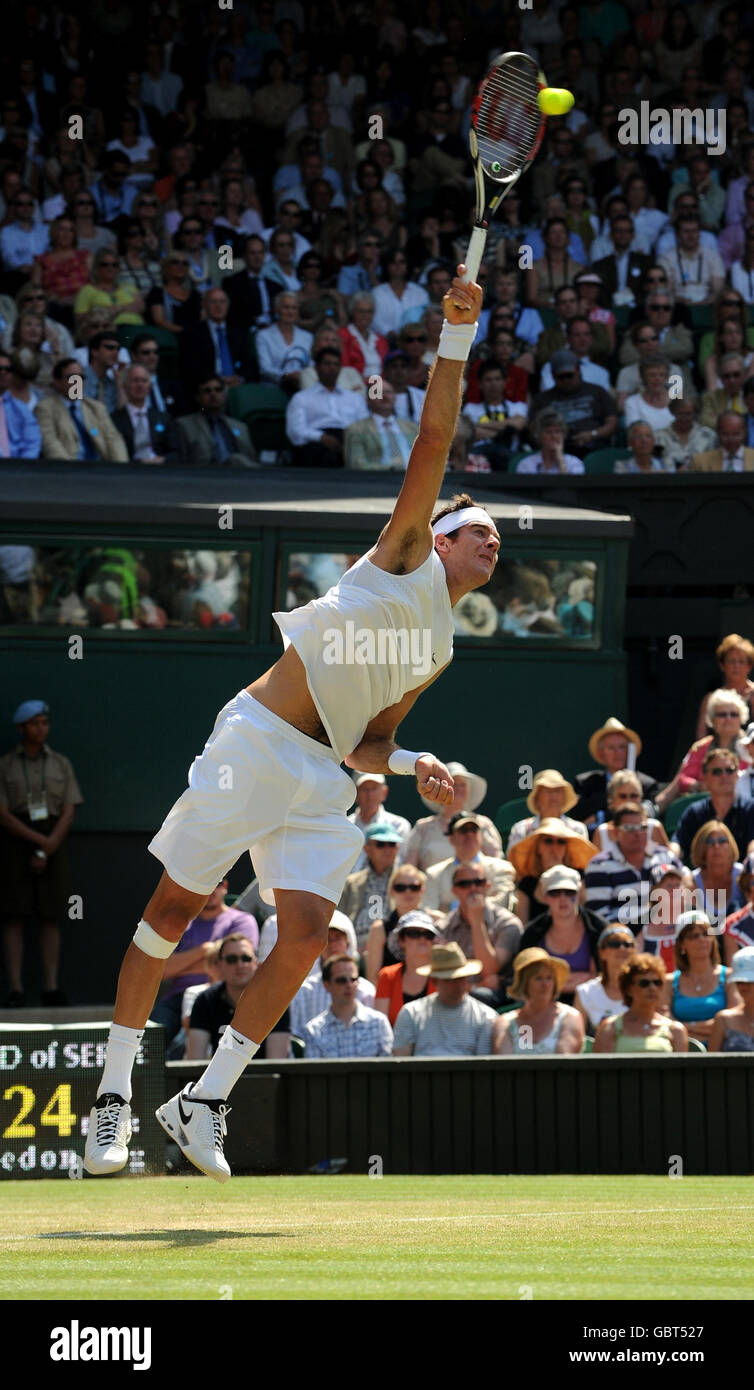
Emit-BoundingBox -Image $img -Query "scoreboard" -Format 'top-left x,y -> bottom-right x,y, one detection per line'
0,1022 -> 165,1178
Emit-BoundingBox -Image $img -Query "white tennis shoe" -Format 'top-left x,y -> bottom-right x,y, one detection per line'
83,1092 -> 132,1175
155,1085 -> 231,1183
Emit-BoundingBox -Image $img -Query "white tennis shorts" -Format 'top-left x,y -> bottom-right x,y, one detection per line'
148,690 -> 363,905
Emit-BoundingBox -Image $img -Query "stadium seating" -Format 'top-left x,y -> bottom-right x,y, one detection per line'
582,447 -> 627,475
226,383 -> 289,454
662,793 -> 700,838
493,796 -> 528,843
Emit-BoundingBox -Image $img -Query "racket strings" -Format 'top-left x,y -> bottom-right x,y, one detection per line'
475,63 -> 543,178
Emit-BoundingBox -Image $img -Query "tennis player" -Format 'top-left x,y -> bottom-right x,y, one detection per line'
85,267 -> 500,1181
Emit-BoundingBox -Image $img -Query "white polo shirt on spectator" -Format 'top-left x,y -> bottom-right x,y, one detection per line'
302,999 -> 393,1057
286,382 -> 369,445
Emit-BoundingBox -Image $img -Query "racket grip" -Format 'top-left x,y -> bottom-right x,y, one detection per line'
461,227 -> 487,283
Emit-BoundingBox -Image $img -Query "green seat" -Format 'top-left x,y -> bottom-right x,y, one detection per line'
493,795 -> 529,844
581,1034 -> 594,1053
289,1035 -> 306,1059
687,1036 -> 707,1053
538,306 -> 557,328
582,447 -> 627,475
662,792 -> 700,838
226,382 -> 289,453
506,449 -> 529,472
116,323 -> 178,356
690,304 -> 715,332
613,305 -> 632,331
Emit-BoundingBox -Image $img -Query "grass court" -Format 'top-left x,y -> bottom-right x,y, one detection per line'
1,1173 -> 752,1301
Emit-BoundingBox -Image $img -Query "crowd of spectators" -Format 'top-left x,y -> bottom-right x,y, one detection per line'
6,629 -> 754,1056
0,3 -> 754,474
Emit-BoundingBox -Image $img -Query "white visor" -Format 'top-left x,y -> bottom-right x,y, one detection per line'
432,506 -> 498,538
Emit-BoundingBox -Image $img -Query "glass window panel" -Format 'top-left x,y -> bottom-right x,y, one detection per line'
0,544 -> 251,632
282,551 -> 359,610
453,557 -> 598,641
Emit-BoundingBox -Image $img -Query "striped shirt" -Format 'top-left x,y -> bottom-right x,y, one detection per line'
392,992 -> 498,1056
302,1000 -> 393,1058
583,846 -> 677,925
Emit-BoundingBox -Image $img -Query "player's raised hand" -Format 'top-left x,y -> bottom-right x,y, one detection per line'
415,754 -> 455,806
443,267 -> 483,325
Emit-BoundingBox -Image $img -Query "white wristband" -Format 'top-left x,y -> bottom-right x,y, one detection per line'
388,749 -> 432,775
437,321 -> 477,361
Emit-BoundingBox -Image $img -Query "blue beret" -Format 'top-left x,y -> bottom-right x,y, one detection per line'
13,700 -> 49,725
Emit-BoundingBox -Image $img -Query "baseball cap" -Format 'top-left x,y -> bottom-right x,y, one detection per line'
539,864 -> 582,893
354,772 -> 386,788
649,861 -> 683,887
551,349 -> 579,375
729,946 -> 754,983
363,824 -> 400,843
13,699 -> 49,725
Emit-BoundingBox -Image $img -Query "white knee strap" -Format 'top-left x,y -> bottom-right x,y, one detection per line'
133,919 -> 178,960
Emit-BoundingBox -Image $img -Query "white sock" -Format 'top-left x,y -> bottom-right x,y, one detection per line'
190,1027 -> 259,1101
98,1022 -> 144,1103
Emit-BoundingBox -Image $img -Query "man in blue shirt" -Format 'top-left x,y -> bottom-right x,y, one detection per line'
0,189 -> 48,274
0,392 -> 41,459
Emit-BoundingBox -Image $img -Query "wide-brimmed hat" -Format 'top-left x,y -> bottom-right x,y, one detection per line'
420,760 -> 487,814
508,818 -> 598,878
415,941 -> 482,979
588,716 -> 642,763
509,947 -> 570,1001
729,946 -> 754,983
526,769 -> 578,815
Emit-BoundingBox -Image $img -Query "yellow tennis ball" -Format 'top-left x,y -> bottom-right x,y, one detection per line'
538,87 -> 575,116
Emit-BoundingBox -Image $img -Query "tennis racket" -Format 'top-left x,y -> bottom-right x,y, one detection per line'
462,51 -> 548,284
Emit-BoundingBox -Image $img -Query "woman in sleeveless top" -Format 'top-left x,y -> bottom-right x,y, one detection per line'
689,820 -> 744,930
595,953 -> 687,1052
374,910 -> 441,1026
707,943 -> 754,1051
365,864 -> 428,982
494,947 -> 584,1054
575,924 -> 634,1032
666,910 -> 740,1046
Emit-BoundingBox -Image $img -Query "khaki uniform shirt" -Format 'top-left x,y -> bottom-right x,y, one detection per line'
0,744 -> 83,817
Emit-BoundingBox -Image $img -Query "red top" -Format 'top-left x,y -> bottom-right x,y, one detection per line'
465,359 -> 529,404
35,249 -> 90,300
376,962 -> 436,1026
338,325 -> 389,376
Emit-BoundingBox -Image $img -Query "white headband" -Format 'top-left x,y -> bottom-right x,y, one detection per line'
432,506 -> 498,537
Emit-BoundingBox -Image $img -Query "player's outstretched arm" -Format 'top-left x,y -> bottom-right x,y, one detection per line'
344,669 -> 454,805
373,268 -> 483,572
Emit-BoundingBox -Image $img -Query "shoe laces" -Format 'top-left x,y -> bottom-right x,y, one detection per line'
95,1096 -> 127,1147
209,1102 -> 230,1153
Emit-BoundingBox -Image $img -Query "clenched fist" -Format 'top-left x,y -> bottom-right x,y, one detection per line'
442,266 -> 483,325
415,754 -> 455,806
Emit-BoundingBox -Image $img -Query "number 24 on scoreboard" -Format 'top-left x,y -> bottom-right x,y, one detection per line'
2,1084 -> 77,1138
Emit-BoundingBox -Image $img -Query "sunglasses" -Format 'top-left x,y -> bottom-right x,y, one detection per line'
221,954 -> 254,965
603,939 -> 635,949
546,888 -> 578,898
714,711 -> 739,718
636,977 -> 662,989
393,882 -> 421,892
454,877 -> 487,888
620,823 -> 648,832
542,836 -> 568,846
401,928 -> 435,940
650,304 -> 671,310
331,975 -> 358,985
706,834 -> 731,846
709,766 -> 736,776
403,335 -> 427,343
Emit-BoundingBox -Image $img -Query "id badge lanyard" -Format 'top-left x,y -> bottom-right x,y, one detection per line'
22,754 -> 48,822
